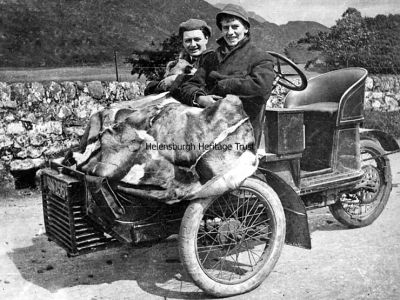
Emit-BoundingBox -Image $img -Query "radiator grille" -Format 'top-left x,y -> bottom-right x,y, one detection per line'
41,169 -> 118,256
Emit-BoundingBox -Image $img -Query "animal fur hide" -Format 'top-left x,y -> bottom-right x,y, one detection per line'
73,92 -> 258,203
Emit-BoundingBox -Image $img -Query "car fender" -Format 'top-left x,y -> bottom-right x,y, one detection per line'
360,128 -> 400,152
256,171 -> 312,249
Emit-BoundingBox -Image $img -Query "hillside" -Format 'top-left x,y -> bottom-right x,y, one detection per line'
213,2 -> 267,23
0,0 -> 328,68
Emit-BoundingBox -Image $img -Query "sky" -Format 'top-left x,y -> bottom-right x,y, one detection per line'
205,0 -> 400,26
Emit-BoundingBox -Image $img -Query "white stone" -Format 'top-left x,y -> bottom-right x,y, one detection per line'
385,96 -> 399,111
10,159 -> 35,171
372,92 -> 384,100
33,121 -> 63,135
372,101 -> 381,109
0,82 -> 11,102
31,158 -> 45,168
57,105 -> 72,119
5,114 -> 16,122
64,127 -> 85,137
27,147 -> 44,159
0,134 -> 13,149
28,133 -> 46,146
6,122 -> 26,135
365,77 -> 374,90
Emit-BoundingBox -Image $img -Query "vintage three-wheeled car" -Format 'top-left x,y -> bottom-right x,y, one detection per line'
41,52 -> 399,297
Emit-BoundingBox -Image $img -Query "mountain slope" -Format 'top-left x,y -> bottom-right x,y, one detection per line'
0,0 -> 328,67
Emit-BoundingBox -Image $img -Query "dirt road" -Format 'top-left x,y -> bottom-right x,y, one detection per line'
1,153 -> 400,300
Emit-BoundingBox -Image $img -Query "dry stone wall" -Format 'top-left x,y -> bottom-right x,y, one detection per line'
0,80 -> 146,188
0,74 -> 399,188
267,75 -> 400,110
364,75 -> 400,111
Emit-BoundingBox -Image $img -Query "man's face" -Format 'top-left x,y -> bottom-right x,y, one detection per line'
182,29 -> 208,57
220,18 -> 248,47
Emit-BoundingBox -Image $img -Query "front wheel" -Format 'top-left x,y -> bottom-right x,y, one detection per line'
179,177 -> 286,297
329,139 -> 392,228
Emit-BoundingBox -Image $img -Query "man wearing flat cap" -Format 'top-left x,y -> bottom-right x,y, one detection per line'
144,18 -> 213,95
178,4 -> 275,146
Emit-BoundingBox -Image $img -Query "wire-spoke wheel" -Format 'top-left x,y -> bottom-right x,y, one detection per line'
329,139 -> 392,228
179,177 -> 285,297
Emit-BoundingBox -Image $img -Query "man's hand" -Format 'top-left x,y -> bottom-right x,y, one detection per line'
196,95 -> 223,107
159,74 -> 178,90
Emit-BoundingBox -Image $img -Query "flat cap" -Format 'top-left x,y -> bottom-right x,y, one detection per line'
179,19 -> 212,38
216,4 -> 250,30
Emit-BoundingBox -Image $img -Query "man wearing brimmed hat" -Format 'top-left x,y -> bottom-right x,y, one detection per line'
144,18 -> 213,95
178,4 -> 275,146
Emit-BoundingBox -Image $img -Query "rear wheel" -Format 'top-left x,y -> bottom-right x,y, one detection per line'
329,139 -> 392,228
179,177 -> 285,297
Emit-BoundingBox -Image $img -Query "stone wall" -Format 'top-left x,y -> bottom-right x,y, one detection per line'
0,80 -> 146,188
267,75 -> 400,110
364,75 -> 400,111
0,74 -> 399,188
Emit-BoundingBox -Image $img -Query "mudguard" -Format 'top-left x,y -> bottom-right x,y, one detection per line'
360,128 -> 400,152
259,171 -> 312,249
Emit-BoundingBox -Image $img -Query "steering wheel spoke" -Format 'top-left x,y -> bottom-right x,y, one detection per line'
267,51 -> 307,91
284,73 -> 300,77
280,77 -> 298,89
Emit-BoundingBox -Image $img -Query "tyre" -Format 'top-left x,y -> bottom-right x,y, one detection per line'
329,139 -> 392,228
179,177 -> 286,297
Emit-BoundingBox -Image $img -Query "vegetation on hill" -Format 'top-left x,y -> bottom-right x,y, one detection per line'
0,0 -> 327,68
288,8 -> 400,74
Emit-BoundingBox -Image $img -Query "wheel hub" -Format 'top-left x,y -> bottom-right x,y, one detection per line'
358,165 -> 381,204
217,219 -> 242,245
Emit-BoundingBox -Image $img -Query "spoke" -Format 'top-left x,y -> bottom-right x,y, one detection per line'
244,240 -> 256,270
228,243 -> 243,278
230,195 -> 249,220
207,205 -> 224,220
248,217 -> 271,229
241,228 -> 270,242
281,77 -> 297,87
218,246 -> 226,279
223,194 -> 238,219
215,199 -> 227,220
198,231 -> 220,245
197,245 -> 223,253
239,214 -> 266,236
236,191 -> 241,216
284,73 -> 300,77
248,248 -> 262,261
208,256 -> 222,271
198,241 -> 238,253
276,58 -> 281,73
238,238 -> 261,268
238,199 -> 259,233
245,206 -> 267,230
221,244 -> 237,278
244,227 -> 271,241
200,234 -> 218,264
198,227 -> 219,235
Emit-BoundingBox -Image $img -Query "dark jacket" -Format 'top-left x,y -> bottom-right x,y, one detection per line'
144,50 -> 214,96
177,36 -> 275,124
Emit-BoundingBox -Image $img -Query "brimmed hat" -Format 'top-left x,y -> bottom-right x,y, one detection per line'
216,4 -> 250,30
179,19 -> 212,38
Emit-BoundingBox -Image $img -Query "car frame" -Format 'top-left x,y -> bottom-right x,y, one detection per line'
40,52 -> 400,297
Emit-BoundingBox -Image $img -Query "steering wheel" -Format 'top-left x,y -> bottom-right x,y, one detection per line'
267,51 -> 307,91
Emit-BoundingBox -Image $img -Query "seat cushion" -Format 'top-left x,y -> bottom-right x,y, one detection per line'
297,102 -> 339,120
297,102 -> 339,114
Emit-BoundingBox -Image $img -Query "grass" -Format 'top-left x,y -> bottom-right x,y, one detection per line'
0,64 -> 146,83
0,63 -> 319,83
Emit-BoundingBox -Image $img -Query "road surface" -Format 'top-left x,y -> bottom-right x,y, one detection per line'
1,153 -> 400,300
